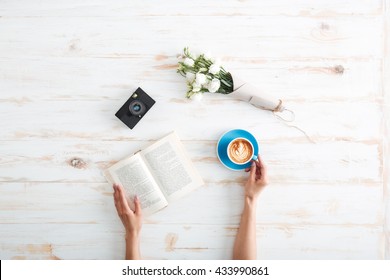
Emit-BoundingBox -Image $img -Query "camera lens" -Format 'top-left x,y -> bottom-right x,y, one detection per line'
129,100 -> 146,116
133,104 -> 141,112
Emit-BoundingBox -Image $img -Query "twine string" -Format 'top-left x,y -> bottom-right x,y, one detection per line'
273,110 -> 316,144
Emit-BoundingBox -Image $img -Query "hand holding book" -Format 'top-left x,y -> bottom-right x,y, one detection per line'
113,183 -> 142,260
104,131 -> 204,216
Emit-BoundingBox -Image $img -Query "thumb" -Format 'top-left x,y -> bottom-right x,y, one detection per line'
249,161 -> 256,181
134,195 -> 142,215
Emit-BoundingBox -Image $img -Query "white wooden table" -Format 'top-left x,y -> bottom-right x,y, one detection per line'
1,0 -> 389,259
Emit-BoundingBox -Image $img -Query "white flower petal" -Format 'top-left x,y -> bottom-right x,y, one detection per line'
186,72 -> 195,82
208,78 -> 221,93
183,57 -> 194,67
204,52 -> 213,60
209,64 -> 220,74
192,83 -> 202,92
195,73 -> 207,85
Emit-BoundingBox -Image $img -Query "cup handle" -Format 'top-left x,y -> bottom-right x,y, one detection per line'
252,154 -> 258,161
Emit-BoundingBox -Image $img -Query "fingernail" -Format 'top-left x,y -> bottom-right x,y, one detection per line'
251,161 -> 256,166
134,195 -> 139,202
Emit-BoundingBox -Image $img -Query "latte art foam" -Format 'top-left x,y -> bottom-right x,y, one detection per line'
228,139 -> 253,164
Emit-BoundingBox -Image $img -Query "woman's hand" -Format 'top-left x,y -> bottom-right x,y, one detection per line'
233,155 -> 268,260
113,184 -> 142,237
244,155 -> 268,201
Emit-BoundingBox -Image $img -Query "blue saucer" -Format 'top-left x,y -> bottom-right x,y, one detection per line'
217,129 -> 259,171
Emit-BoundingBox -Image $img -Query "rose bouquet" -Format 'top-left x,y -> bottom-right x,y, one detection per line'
177,47 -> 288,114
177,47 -> 233,98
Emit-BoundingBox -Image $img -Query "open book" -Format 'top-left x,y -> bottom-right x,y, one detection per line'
104,131 -> 204,216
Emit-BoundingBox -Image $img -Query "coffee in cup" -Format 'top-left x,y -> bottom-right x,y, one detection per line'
227,138 -> 255,164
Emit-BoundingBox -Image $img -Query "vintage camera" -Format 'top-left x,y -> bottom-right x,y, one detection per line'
115,87 -> 156,129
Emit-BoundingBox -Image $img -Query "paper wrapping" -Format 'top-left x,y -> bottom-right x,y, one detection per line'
228,73 -> 285,112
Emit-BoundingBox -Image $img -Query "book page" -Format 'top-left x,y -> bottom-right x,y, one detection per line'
140,131 -> 204,202
104,153 -> 168,216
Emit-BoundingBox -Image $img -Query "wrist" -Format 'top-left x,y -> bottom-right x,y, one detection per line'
244,197 -> 257,213
125,231 -> 141,260
125,230 -> 140,240
244,194 -> 258,205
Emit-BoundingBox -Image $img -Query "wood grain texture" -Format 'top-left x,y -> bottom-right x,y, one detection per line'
0,58 -> 381,101
0,224 -> 383,260
0,140 -> 381,183
0,0 -> 387,259
0,182 -> 383,226
0,0 -> 383,17
0,16 -> 383,59
384,0 -> 390,260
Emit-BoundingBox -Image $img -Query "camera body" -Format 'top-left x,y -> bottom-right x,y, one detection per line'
115,87 -> 156,129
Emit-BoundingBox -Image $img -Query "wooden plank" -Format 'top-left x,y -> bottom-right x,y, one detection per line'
0,57 -> 382,101
0,16 -> 383,59
0,0 -> 386,260
0,0 -> 383,17
0,140 -> 381,183
0,223 -> 383,259
0,100 -> 382,141
0,182 -> 383,226
384,0 -> 390,260
252,225 -> 383,260
110,224 -> 386,259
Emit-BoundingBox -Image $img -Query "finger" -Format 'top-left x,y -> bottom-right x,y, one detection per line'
255,163 -> 261,177
249,161 -> 257,181
116,184 -> 132,213
134,195 -> 142,215
257,154 -> 265,168
113,184 -> 118,196
245,167 -> 250,172
257,155 -> 267,177
113,184 -> 121,200
113,187 -> 121,214
254,159 -> 261,170
113,185 -> 119,202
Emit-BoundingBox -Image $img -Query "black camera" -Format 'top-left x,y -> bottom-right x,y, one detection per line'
115,87 -> 156,129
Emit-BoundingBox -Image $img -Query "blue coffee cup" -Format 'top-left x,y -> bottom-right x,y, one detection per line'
217,129 -> 259,171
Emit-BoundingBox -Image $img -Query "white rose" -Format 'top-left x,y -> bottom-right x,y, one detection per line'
192,83 -> 201,92
195,73 -> 207,85
204,52 -> 212,60
208,78 -> 221,93
186,72 -> 195,82
191,93 -> 203,102
203,79 -> 210,89
183,57 -> 194,67
209,64 -> 220,74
